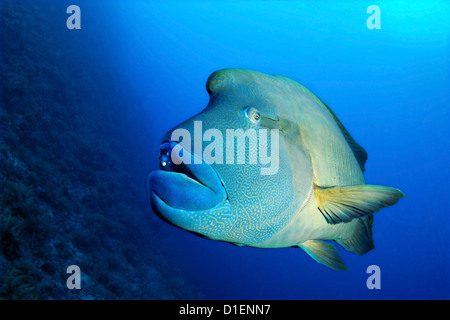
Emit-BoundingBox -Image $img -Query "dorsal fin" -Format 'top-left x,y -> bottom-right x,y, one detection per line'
320,100 -> 368,172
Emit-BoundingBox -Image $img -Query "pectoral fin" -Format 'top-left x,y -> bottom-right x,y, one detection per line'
315,184 -> 405,224
299,240 -> 348,271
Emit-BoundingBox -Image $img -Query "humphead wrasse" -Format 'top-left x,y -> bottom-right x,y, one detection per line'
148,68 -> 405,270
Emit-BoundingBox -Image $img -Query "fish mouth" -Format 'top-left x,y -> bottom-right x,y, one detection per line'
148,141 -> 228,222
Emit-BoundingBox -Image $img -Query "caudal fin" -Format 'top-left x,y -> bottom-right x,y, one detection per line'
337,215 -> 375,255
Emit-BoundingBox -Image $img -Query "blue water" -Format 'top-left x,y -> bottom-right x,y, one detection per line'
2,0 -> 449,299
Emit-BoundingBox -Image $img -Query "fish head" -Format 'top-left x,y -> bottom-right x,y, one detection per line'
148,69 -> 313,245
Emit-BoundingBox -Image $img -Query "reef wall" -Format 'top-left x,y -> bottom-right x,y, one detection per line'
0,1 -> 201,299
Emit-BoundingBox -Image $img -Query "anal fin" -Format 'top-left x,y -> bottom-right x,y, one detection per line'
299,240 -> 348,271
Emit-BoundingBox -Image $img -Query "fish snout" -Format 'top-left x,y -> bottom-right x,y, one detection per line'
158,140 -> 179,172
148,140 -> 227,216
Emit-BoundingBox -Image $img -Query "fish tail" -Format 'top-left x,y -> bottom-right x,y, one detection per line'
337,215 -> 375,255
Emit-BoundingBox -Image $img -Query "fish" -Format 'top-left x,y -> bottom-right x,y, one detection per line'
148,68 -> 405,270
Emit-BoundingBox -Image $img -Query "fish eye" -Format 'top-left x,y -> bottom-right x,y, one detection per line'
244,107 -> 261,123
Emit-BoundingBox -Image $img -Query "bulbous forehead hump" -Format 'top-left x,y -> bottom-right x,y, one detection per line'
206,68 -> 282,95
205,69 -> 289,115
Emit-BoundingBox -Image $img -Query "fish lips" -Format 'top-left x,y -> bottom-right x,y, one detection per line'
148,142 -> 228,227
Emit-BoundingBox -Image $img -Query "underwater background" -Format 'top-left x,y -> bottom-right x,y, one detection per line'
0,0 -> 448,299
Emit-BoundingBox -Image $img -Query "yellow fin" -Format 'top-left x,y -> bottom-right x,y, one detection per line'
299,240 -> 348,271
315,184 -> 405,224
